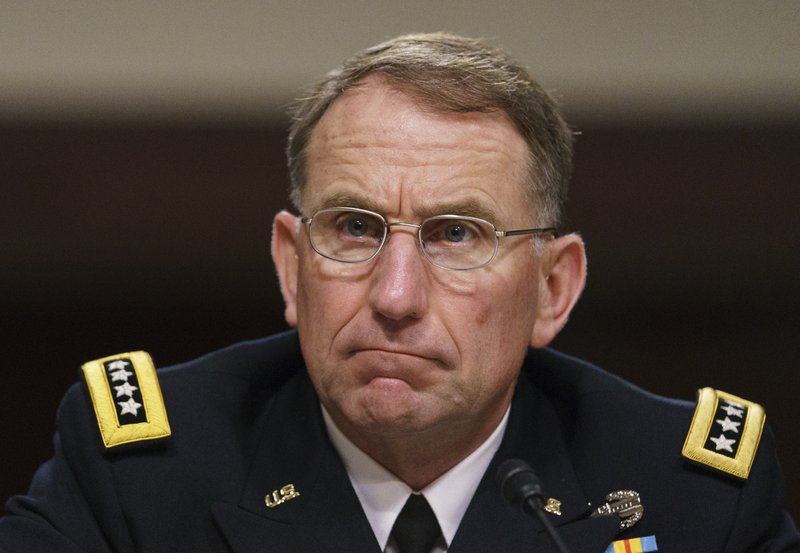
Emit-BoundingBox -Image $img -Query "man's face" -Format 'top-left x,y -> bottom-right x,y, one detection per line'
275,77 -> 556,446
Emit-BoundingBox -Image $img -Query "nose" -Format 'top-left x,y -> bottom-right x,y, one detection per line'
368,228 -> 429,321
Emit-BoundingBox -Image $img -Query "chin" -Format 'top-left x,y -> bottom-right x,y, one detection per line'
353,386 -> 433,433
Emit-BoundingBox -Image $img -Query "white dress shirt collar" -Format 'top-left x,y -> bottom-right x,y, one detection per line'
322,406 -> 510,551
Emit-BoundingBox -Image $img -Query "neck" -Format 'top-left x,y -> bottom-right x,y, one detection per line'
326,405 -> 510,490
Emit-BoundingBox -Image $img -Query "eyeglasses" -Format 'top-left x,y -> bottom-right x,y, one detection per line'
300,207 -> 556,271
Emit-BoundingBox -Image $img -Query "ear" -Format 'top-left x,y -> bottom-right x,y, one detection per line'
271,210 -> 301,327
530,233 -> 587,348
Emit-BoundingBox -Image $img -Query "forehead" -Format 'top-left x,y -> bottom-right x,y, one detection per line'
304,76 -> 532,222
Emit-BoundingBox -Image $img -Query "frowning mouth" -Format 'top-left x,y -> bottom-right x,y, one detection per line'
346,347 -> 449,379
348,347 -> 443,364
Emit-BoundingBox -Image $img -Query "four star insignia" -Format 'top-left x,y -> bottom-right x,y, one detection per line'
716,416 -> 741,433
118,397 -> 143,416
114,382 -> 139,398
709,433 -> 737,453
105,359 -> 145,418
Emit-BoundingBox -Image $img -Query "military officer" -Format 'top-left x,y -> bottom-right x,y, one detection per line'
1,32 -> 798,552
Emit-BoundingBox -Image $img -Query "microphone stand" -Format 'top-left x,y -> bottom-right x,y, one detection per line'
497,459 -> 572,553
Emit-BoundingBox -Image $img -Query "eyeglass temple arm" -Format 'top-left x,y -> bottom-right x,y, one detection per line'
497,227 -> 558,238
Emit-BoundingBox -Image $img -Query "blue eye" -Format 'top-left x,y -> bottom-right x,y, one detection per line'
444,223 -> 467,242
345,217 -> 370,237
421,218 -> 481,245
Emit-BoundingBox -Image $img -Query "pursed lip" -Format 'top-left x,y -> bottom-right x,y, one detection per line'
344,347 -> 451,387
336,326 -> 455,371
348,346 -> 446,366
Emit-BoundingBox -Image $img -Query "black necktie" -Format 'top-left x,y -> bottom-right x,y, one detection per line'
390,493 -> 442,553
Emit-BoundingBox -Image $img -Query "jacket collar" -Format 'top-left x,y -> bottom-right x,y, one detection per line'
211,371 -> 381,553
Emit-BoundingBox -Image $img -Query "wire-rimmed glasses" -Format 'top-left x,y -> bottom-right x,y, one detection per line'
300,207 -> 556,271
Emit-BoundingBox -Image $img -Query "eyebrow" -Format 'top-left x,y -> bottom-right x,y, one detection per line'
313,192 -> 501,224
314,192 -> 378,213
416,198 -> 500,224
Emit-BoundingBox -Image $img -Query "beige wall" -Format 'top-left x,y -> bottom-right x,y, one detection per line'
2,1 -> 799,123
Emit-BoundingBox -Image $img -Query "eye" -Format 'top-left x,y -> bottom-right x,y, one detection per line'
443,223 -> 468,242
344,216 -> 370,237
330,211 -> 383,242
422,218 -> 483,245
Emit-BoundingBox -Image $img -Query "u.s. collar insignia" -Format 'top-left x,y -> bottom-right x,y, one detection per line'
682,388 -> 765,480
81,351 -> 171,449
265,484 -> 300,508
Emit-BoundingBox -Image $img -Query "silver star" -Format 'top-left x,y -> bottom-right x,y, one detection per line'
109,369 -> 133,382
107,360 -> 130,370
720,404 -> 744,418
716,416 -> 741,433
118,398 -> 142,416
114,382 -> 139,398
709,434 -> 736,453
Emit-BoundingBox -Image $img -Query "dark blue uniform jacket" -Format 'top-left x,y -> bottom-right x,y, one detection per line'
1,330 -> 798,552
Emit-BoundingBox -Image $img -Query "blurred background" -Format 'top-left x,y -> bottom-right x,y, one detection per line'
2,1 -> 798,521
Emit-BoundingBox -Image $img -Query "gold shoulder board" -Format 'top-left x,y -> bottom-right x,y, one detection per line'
81,351 -> 171,449
682,387 -> 765,480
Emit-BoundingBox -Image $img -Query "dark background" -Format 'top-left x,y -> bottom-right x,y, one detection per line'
2,117 -> 798,522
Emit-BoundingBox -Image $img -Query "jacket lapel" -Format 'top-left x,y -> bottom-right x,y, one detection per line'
449,374 -> 622,553
211,372 -> 381,553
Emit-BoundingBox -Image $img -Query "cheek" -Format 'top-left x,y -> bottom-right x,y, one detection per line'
295,259 -> 368,339
295,272 -> 362,395
431,272 -> 492,330
438,266 -> 537,328
449,270 -> 539,363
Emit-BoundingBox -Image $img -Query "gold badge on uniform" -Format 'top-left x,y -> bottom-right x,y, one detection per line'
544,497 -> 562,516
81,351 -> 171,449
265,484 -> 300,508
682,388 -> 765,480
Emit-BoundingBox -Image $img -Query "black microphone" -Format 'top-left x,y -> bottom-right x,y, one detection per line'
496,459 -> 572,553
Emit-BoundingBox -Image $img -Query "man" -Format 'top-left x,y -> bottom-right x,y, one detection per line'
1,32 -> 797,552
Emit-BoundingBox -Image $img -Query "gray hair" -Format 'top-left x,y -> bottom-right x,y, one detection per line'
286,32 -> 573,227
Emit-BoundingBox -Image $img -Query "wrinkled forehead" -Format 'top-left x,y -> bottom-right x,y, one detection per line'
303,76 -> 534,223
309,74 -> 530,162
